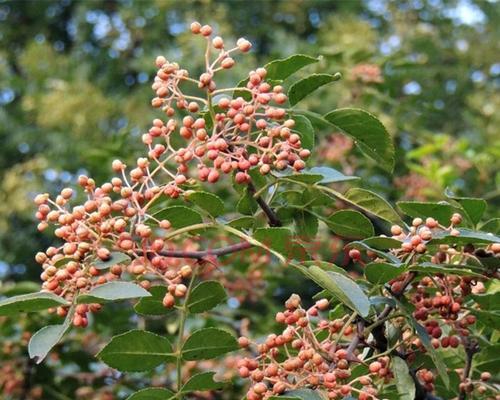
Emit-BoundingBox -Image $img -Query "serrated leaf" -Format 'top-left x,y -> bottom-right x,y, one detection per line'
429,229 -> 500,245
187,281 -> 227,313
253,227 -> 307,260
77,282 -> 151,304
288,73 -> 341,106
480,218 -> 500,234
409,262 -> 483,277
0,281 -> 40,296
294,210 -> 318,239
236,188 -> 258,215
324,108 -> 394,172
349,240 -> 402,264
134,286 -> 172,316
270,388 -> 327,400
327,210 -> 374,239
291,114 -> 315,150
93,251 -> 131,270
151,205 -> 203,228
29,322 -> 70,363
0,291 -> 69,316
306,265 -> 370,317
361,236 -> 403,249
274,170 -> 323,184
265,54 -> 319,80
126,388 -> 174,400
392,357 -> 416,400
306,166 -> 359,183
365,262 -> 405,284
185,191 -> 224,217
226,216 -> 255,230
445,190 -> 487,226
181,371 -> 226,393
182,328 -> 238,361
344,188 -> 403,225
97,330 -> 175,372
397,201 -> 456,224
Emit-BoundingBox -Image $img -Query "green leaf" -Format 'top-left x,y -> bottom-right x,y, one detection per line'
392,357 -> 416,400
291,114 -> 315,150
29,322 -> 70,363
324,108 -> 395,172
429,229 -> 500,245
471,292 -> 500,311
468,308 -> 500,329
182,327 -> 238,361
233,77 -> 252,100
294,210 -> 318,239
288,73 -> 341,106
253,227 -> 307,260
236,188 -> 258,215
93,251 -> 131,270
265,54 -> 319,80
303,260 -> 348,276
185,191 -> 224,217
273,169 -> 323,184
0,291 -> 69,316
306,166 -> 359,184
349,240 -> 402,265
445,190 -> 487,225
97,330 -> 175,372
365,262 -> 405,284
126,388 -> 175,400
134,286 -> 172,316
226,216 -> 255,230
0,281 -> 40,296
306,265 -> 370,317
181,371 -> 226,393
361,236 -> 403,250
292,109 -> 332,130
407,317 -> 449,388
397,201 -> 455,224
480,218 -> 500,234
409,262 -> 483,277
475,344 -> 500,374
327,210 -> 374,239
152,205 -> 203,228
187,281 -> 227,313
77,282 -> 151,304
344,188 -> 403,225
270,388 -> 326,400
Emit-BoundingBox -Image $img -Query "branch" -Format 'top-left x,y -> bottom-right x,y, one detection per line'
139,240 -> 252,260
458,338 -> 479,400
247,181 -> 282,227
346,319 -> 365,361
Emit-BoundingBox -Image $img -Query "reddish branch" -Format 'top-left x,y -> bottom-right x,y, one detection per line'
139,240 -> 252,260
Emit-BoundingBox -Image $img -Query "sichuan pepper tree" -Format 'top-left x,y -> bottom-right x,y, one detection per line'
0,22 -> 498,400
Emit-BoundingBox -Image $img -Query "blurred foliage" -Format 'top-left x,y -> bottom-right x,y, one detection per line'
0,0 -> 498,399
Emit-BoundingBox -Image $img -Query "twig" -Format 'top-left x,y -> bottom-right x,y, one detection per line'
458,338 -> 479,400
247,181 -> 282,227
138,240 -> 252,260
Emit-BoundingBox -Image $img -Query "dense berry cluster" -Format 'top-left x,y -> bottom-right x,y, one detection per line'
31,23 -> 311,326
238,295 -> 386,400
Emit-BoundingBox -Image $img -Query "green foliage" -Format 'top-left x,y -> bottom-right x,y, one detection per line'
0,2 -> 498,400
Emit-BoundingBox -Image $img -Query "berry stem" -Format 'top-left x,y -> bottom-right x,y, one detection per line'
138,240 -> 252,260
175,268 -> 198,396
